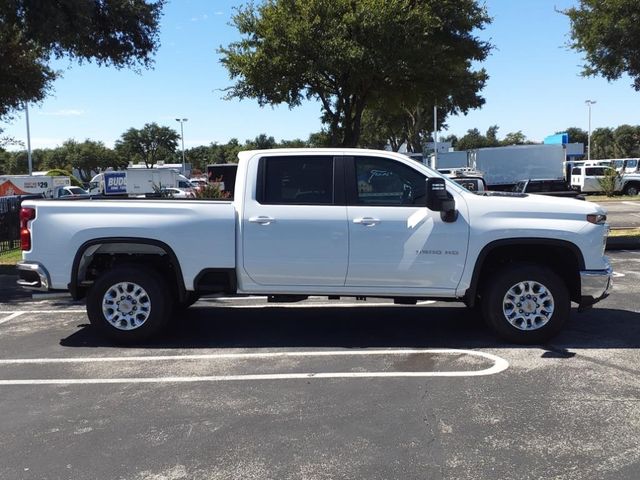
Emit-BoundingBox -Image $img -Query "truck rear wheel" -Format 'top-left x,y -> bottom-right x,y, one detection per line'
482,264 -> 569,344
86,266 -> 173,343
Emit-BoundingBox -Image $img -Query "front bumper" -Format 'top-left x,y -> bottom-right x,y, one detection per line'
16,261 -> 51,292
579,261 -> 613,308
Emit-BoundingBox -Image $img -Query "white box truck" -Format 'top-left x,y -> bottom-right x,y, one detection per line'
0,175 -> 70,197
469,145 -> 566,189
89,169 -> 193,196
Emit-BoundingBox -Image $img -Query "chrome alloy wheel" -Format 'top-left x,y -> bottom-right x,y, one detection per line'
502,280 -> 555,331
102,282 -> 151,331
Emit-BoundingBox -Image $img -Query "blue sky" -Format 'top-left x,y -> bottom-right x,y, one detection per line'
3,0 -> 640,150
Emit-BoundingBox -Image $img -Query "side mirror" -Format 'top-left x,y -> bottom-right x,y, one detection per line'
426,177 -> 458,223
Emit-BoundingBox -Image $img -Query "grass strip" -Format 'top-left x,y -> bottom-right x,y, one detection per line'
0,249 -> 22,265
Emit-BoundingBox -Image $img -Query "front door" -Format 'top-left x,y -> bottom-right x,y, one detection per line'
242,155 -> 349,287
345,155 -> 469,290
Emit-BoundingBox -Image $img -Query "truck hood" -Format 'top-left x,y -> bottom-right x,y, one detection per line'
469,191 -> 606,220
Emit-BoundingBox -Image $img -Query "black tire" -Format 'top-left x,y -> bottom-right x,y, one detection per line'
86,266 -> 174,343
624,183 -> 639,196
481,263 -> 570,344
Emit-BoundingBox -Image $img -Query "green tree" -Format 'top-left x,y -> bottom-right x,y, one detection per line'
72,140 -> 116,181
42,140 -> 115,181
278,138 -> 308,148
0,0 -> 165,119
558,127 -> 588,145
485,125 -> 500,147
501,131 -> 528,145
185,145 -> 215,172
564,0 -> 640,90
590,128 -> 615,159
245,134 -> 277,150
115,123 -> 179,169
456,128 -> 486,151
220,0 -> 491,147
441,134 -> 458,148
612,124 -> 640,157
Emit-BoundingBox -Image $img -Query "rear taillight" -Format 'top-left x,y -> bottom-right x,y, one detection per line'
20,207 -> 36,251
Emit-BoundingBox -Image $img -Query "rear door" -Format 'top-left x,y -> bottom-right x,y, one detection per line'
344,155 -> 469,290
242,155 -> 349,286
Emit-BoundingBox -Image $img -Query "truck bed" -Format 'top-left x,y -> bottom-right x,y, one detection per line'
21,198 -> 236,290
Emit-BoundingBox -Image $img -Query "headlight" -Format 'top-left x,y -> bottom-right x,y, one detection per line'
587,213 -> 607,225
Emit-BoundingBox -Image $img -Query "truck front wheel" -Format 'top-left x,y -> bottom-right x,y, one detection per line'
86,266 -> 173,343
624,183 -> 639,196
482,264 -> 569,344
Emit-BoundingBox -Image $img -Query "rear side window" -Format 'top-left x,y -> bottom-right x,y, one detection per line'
586,167 -> 607,176
260,156 -> 334,205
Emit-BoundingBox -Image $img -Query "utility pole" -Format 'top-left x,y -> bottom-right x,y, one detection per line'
585,100 -> 596,160
433,103 -> 438,169
175,118 -> 188,174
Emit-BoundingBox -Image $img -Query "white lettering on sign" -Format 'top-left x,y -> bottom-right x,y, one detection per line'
107,177 -> 126,187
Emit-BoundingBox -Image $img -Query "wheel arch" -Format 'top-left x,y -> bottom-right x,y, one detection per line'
70,237 -> 187,301
464,238 -> 585,307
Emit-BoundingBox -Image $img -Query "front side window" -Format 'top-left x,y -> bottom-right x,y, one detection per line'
571,167 -> 582,175
262,156 -> 334,205
354,156 -> 425,206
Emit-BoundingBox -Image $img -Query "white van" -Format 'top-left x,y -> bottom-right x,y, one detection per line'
570,165 -> 619,193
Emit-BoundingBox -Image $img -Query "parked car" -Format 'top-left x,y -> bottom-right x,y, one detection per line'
513,179 -> 585,199
570,165 -> 640,195
159,187 -> 195,198
53,186 -> 89,198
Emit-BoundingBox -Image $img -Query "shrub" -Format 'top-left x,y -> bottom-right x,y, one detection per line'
195,177 -> 231,199
597,168 -> 620,197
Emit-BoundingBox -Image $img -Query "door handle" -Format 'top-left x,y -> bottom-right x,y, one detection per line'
248,216 -> 275,225
353,217 -> 381,226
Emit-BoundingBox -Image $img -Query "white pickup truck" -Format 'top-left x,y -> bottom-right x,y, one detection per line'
17,149 -> 612,344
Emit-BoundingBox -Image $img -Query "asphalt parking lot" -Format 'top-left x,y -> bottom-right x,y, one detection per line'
0,251 -> 638,480
596,199 -> 640,228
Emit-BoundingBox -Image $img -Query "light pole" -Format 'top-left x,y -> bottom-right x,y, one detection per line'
585,100 -> 596,160
25,103 -> 33,175
175,118 -> 188,174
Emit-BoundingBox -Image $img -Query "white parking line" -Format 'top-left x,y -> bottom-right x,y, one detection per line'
0,310 -> 86,315
0,349 -> 509,385
0,312 -> 25,326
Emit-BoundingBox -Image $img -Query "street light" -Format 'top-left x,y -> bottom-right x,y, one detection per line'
25,103 -> 33,175
585,100 -> 596,160
175,118 -> 188,174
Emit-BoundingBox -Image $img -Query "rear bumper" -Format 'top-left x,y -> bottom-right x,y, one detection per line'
16,261 -> 51,291
579,262 -> 613,308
